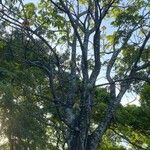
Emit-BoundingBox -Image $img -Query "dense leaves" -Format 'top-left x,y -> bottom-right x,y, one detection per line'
0,0 -> 150,149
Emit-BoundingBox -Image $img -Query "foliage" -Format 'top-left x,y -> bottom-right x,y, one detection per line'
0,0 -> 150,149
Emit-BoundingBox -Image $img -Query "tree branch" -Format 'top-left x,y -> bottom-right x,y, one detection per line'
111,128 -> 148,150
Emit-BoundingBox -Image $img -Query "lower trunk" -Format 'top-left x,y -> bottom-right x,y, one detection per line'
68,133 -> 87,150
67,128 -> 99,150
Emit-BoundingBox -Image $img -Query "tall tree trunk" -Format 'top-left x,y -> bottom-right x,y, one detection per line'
68,131 -> 91,150
68,133 -> 99,150
67,93 -> 95,150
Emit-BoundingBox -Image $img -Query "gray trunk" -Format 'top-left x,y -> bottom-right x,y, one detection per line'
68,133 -> 97,150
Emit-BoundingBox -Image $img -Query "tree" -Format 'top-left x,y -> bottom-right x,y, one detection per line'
0,0 -> 150,149
0,32 -> 52,150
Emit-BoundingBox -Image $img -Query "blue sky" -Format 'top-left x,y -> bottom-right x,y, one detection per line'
24,0 -> 38,4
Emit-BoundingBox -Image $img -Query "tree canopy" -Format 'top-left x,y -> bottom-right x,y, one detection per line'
0,0 -> 150,150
